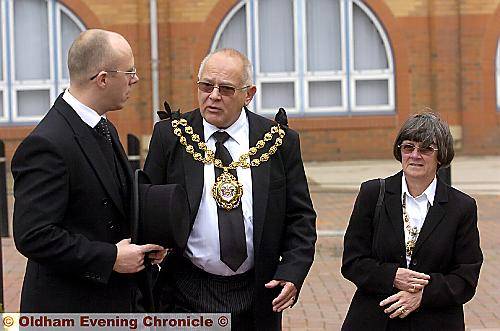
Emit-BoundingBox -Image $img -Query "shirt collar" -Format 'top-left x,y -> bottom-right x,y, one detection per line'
203,108 -> 248,145
63,89 -> 105,128
401,173 -> 437,206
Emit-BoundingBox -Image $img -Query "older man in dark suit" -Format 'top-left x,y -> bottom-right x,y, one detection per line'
144,48 -> 317,330
12,29 -> 165,313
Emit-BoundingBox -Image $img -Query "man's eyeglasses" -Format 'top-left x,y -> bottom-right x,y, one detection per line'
90,68 -> 137,80
197,81 -> 250,97
399,143 -> 438,156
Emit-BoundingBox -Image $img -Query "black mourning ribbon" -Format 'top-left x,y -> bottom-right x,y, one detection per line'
213,131 -> 247,272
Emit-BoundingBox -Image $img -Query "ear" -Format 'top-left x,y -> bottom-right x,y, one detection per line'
94,71 -> 108,89
244,85 -> 257,106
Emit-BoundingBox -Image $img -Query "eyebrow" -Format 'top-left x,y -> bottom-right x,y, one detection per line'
200,77 -> 237,87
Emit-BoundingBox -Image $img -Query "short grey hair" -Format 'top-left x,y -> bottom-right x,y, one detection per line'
68,29 -> 118,84
393,111 -> 454,169
198,48 -> 253,86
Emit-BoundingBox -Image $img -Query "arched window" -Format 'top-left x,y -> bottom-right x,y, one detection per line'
0,0 -> 85,124
212,0 -> 394,116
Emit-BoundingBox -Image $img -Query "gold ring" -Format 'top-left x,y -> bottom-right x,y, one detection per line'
412,284 -> 417,292
400,306 -> 407,314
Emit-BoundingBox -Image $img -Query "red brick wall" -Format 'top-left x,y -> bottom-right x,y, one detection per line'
1,0 -> 499,165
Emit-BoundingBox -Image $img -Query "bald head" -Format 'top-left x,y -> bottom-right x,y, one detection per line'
198,48 -> 253,86
68,29 -> 132,84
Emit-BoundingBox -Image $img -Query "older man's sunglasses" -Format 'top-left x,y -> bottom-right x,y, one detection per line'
197,81 -> 250,96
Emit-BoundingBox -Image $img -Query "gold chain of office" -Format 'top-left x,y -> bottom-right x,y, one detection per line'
171,118 -> 286,210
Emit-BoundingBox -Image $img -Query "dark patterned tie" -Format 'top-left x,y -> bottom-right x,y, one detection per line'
95,118 -> 112,145
213,131 -> 247,272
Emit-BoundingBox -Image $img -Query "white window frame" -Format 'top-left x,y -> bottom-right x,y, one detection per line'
9,0 -> 55,122
253,0 -> 300,115
0,0 -> 85,124
302,0 -> 347,114
210,1 -> 251,64
349,0 -> 394,112
0,0 -> 8,122
210,0 -> 395,116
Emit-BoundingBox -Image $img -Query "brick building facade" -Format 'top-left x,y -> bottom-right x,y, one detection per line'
0,0 -> 499,163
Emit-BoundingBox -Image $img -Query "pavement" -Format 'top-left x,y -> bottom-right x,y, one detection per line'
1,156 -> 500,330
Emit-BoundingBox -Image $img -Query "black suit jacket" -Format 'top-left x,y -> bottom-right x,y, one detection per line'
144,108 -> 317,328
341,171 -> 483,331
12,95 -> 143,312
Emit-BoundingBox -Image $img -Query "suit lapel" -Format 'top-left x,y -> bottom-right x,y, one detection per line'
108,122 -> 133,182
54,96 -> 126,217
247,111 -> 270,253
384,172 -> 406,257
412,178 -> 448,256
108,121 -> 133,217
182,110 -> 205,225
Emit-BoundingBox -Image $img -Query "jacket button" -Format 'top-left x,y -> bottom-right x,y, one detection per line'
102,198 -> 110,206
412,260 -> 418,266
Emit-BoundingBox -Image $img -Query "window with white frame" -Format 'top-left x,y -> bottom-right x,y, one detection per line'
0,0 -> 85,124
212,0 -> 394,116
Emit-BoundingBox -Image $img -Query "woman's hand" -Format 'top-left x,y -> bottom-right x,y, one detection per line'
393,268 -> 430,293
380,289 -> 423,319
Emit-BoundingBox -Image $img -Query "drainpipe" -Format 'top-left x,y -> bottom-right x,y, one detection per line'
150,0 -> 159,124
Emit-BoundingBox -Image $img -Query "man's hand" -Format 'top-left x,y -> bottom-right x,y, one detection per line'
113,239 -> 164,273
393,268 -> 430,293
265,280 -> 297,312
147,248 -> 169,265
380,289 -> 423,319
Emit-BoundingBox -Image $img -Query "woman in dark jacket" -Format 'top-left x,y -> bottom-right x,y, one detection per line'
341,112 -> 483,331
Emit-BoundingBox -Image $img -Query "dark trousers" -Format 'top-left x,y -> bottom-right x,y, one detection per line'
157,255 -> 255,330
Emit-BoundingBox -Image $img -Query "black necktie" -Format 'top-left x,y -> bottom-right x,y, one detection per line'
95,118 -> 112,145
213,131 -> 247,272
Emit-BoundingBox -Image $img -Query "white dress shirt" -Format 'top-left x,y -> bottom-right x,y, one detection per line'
401,174 -> 437,267
185,110 -> 254,275
62,89 -> 105,128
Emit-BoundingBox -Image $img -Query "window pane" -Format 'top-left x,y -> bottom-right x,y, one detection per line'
309,81 -> 341,107
14,0 -> 50,80
261,82 -> 294,108
355,80 -> 388,106
353,4 -> 388,70
258,0 -> 294,72
216,6 -> 247,56
61,10 -> 83,79
306,0 -> 341,71
17,90 -> 50,117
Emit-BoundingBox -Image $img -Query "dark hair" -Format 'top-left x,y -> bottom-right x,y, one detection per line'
393,112 -> 454,169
